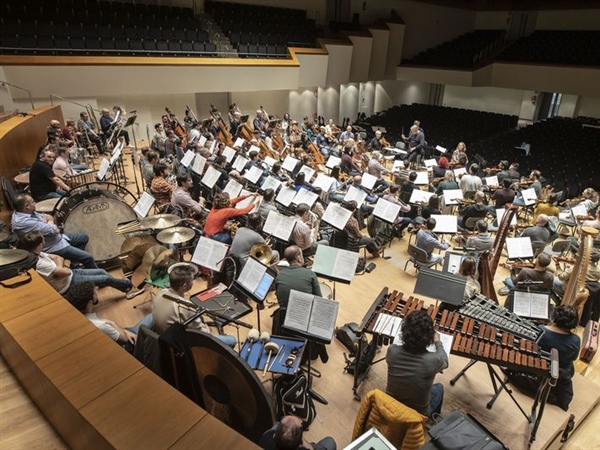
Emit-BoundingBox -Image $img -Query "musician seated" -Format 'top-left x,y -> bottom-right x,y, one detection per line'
367,151 -> 391,194
459,257 -> 481,302
29,149 -> 71,200
260,415 -> 336,450
456,220 -> 493,255
505,305 -> 580,411
520,214 -> 551,244
368,130 -> 383,152
205,192 -> 260,244
401,171 -> 419,198
291,203 -> 329,258
67,281 -> 152,353
458,191 -> 493,230
152,264 -> 236,347
341,146 -> 360,177
258,188 -> 278,221
432,156 -> 449,179
435,171 -> 459,196
230,213 -> 280,269
100,108 -> 130,146
416,218 -> 449,264
386,309 -> 448,419
567,210 -> 600,254
20,232 -> 141,298
316,126 -> 338,158
52,146 -> 87,177
499,253 -> 554,296
171,174 -> 206,218
491,178 -> 516,207
339,125 -> 354,143
270,162 -> 292,183
77,111 -> 104,153
150,163 -> 175,210
450,142 -> 468,167
48,119 -> 73,147
459,164 -> 482,194
343,201 -> 382,258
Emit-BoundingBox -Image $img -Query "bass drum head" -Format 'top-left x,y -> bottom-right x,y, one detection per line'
62,194 -> 137,264
186,331 -> 274,443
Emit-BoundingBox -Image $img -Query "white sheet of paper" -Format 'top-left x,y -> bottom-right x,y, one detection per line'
237,256 -> 267,294
409,189 -> 434,204
453,167 -> 467,178
308,296 -> 339,342
393,160 -> 405,172
343,185 -> 368,206
198,135 -> 207,147
506,237 -> 534,259
191,236 -> 229,272
263,210 -> 296,241
571,204 -> 587,218
249,144 -> 261,154
201,165 -> 221,188
236,190 -> 260,213
223,179 -> 243,198
446,253 -> 464,274
373,198 -> 402,223
522,187 -> 537,206
244,165 -> 263,184
110,148 -> 121,165
435,145 -> 447,154
424,158 -> 437,168
322,203 -> 352,230
223,146 -> 236,163
208,140 -> 217,154
133,192 -> 155,218
233,137 -> 244,148
312,245 -> 359,283
282,155 -> 299,173
180,150 -> 195,167
191,154 -> 207,175
264,156 -> 277,167
443,189 -> 464,205
496,208 -> 517,225
232,155 -> 249,173
484,175 -> 499,186
299,165 -> 315,181
430,214 -> 458,233
261,175 -> 282,192
312,173 -> 334,192
414,171 -> 429,185
97,158 -> 110,180
513,291 -> 549,319
361,172 -> 378,191
326,155 -> 341,169
292,188 -> 318,207
276,186 -> 297,207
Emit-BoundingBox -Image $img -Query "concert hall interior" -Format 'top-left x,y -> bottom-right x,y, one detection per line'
1,0 -> 599,449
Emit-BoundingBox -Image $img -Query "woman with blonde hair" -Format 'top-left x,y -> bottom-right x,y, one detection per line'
450,142 -> 468,166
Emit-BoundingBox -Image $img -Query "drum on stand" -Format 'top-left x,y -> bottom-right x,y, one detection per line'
56,188 -> 137,268
319,282 -> 333,300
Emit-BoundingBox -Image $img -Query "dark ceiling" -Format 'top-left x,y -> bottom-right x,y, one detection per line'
410,0 -> 600,11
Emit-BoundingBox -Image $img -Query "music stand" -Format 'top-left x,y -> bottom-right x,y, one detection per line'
312,245 -> 359,300
124,114 -> 141,195
414,267 -> 466,307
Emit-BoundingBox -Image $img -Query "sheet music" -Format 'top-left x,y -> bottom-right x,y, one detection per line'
496,208 -> 517,225
374,314 -> 403,338
198,135 -> 207,147
424,158 -> 437,168
232,155 -> 249,172
283,290 -> 313,334
414,171 -> 429,185
208,140 -> 217,154
361,173 -> 377,191
484,175 -> 499,186
263,210 -> 296,241
292,189 -> 318,207
109,148 -> 121,165
180,150 -> 195,167
343,185 -> 368,206
249,144 -> 260,154
191,236 -> 229,272
223,179 -> 243,198
453,167 -> 467,178
443,189 -> 463,205
233,137 -> 244,148
191,154 -> 207,175
393,328 -> 454,357
312,245 -> 359,283
392,160 -> 405,172
299,165 -> 315,181
506,237 -> 534,259
133,192 -> 155,218
264,156 -> 277,167
282,155 -> 298,172
312,173 -> 334,192
284,290 -> 339,342
261,175 -> 282,192
521,187 -> 537,206
571,204 -> 587,218
97,158 -> 110,180
111,140 -> 124,156
373,198 -> 401,223
237,256 -> 267,294
236,190 -> 260,213
223,146 -> 237,163
435,145 -> 447,154
446,253 -> 464,274
513,291 -> 549,319
201,165 -> 221,188
244,165 -> 263,184
409,189 -> 434,204
322,203 -> 352,230
430,214 -> 458,233
326,155 -> 341,169
275,186 -> 297,207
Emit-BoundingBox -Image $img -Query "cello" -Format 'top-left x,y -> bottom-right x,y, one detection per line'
165,106 -> 188,148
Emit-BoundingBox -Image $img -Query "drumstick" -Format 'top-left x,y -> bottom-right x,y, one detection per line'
262,342 -> 280,378
269,344 -> 285,371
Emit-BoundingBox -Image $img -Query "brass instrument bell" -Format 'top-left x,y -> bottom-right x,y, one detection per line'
250,242 -> 273,265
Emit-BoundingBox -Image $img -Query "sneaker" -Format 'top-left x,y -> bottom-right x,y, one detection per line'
126,287 -> 145,300
498,286 -> 510,296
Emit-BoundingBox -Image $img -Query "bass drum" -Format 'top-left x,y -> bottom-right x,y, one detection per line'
56,188 -> 137,267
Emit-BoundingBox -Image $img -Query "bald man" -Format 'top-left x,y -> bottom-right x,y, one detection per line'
521,214 -> 551,244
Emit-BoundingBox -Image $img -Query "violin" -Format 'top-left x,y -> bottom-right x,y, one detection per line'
502,261 -> 535,270
379,136 -> 391,148
484,167 -> 502,174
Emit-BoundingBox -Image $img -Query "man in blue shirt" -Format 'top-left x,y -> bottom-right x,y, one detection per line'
416,217 -> 449,264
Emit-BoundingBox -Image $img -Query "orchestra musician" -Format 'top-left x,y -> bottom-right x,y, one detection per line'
450,142 -> 468,166
458,257 -> 481,302
230,213 -> 280,269
151,122 -> 167,157
171,174 -> 206,217
401,125 -> 425,164
435,171 -> 458,196
343,200 -> 383,258
416,217 -> 449,264
100,108 -> 130,146
368,130 -> 383,152
432,156 -> 450,178
291,203 -> 329,258
499,252 -> 554,296
48,120 -> 73,147
29,149 -> 71,200
341,146 -> 360,176
150,162 -> 174,210
316,126 -> 338,157
457,191 -> 493,230
339,125 -> 355,144
533,193 -> 560,221
491,178 -> 516,207
367,151 -> 392,194
77,111 -> 104,153
204,192 -> 260,244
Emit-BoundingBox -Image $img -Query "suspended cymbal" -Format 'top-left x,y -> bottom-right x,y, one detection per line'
0,249 -> 30,267
156,226 -> 195,245
120,235 -> 158,255
0,229 -> 9,242
139,214 -> 181,230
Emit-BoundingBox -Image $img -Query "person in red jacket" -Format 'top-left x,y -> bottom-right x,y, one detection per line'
204,192 -> 260,243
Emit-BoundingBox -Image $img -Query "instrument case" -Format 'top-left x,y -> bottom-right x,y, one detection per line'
580,319 -> 598,363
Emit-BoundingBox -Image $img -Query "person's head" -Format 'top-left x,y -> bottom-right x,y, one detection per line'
249,150 -> 259,161
474,191 -> 485,203
40,149 -> 56,166
502,178 -> 512,189
456,142 -> 466,152
295,203 -> 310,219
476,220 -> 488,233
353,175 -> 362,185
530,170 -> 540,180
438,156 -> 449,169
552,305 -> 578,331
389,184 -> 399,194
469,163 -> 479,175
371,150 -> 381,160
272,162 -> 282,173
263,188 -> 275,202
14,194 -> 36,214
444,171 -> 455,182
50,119 -> 61,129
20,231 -> 44,253
176,174 -> 193,188
582,187 -> 598,202
536,253 -> 551,268
536,214 -> 549,227
375,130 -> 382,138
56,147 -> 69,158
214,155 -> 226,167
80,111 -> 89,120
294,172 -> 306,186
547,193 -> 558,205
283,245 -> 303,265
414,120 -> 421,127
246,213 -> 264,232
154,122 -> 164,131
410,125 -> 419,134
330,166 -> 341,180
147,151 -> 159,164
101,108 -> 110,116
213,192 -> 231,209
425,217 -> 437,231
510,163 -> 519,171
153,162 -> 169,177
401,309 -> 435,353
274,415 -> 303,450
409,171 -> 417,182
500,160 -> 509,169
459,257 -> 477,277
346,125 -> 352,133
65,281 -> 98,312
343,200 -> 358,212
169,264 -> 196,293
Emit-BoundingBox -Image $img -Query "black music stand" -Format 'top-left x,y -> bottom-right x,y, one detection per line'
126,113 -> 141,195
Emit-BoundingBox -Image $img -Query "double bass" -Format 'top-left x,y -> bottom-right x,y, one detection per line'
164,106 -> 187,148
